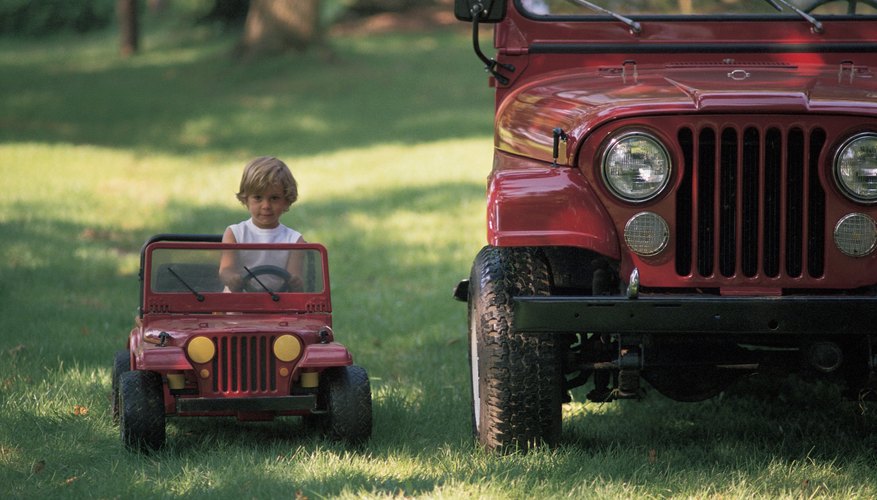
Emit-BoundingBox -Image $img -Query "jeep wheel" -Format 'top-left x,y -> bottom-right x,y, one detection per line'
468,246 -> 563,452
119,370 -> 165,452
111,350 -> 130,424
320,365 -> 372,445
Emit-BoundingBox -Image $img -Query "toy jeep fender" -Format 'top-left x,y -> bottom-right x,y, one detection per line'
111,234 -> 371,452
454,0 -> 877,452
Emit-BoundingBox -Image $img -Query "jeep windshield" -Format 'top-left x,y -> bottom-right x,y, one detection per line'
151,247 -> 324,294
142,241 -> 331,315
520,0 -> 877,16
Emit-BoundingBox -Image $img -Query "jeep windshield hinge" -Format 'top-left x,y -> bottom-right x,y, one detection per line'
469,2 -> 515,85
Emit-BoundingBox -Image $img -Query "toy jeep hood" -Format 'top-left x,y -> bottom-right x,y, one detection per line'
497,62 -> 877,164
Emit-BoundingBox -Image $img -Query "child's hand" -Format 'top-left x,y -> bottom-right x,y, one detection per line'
220,269 -> 243,291
287,275 -> 304,292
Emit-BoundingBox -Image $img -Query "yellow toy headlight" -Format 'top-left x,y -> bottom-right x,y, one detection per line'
273,334 -> 302,362
187,336 -> 215,364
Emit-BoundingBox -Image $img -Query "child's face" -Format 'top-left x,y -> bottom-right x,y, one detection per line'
245,184 -> 291,229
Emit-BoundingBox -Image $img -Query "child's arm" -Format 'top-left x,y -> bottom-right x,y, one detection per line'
218,227 -> 243,291
284,236 -> 308,291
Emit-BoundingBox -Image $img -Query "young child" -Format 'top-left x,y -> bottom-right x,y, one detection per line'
219,156 -> 305,291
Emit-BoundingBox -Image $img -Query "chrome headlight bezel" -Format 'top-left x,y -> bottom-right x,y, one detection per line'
834,132 -> 877,204
601,130 -> 672,203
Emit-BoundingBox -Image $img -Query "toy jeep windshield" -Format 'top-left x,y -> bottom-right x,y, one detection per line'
111,235 -> 371,452
454,0 -> 877,451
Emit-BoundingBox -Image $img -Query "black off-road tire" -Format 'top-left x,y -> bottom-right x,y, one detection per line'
111,350 -> 130,424
119,370 -> 166,453
320,365 -> 372,445
468,246 -> 564,452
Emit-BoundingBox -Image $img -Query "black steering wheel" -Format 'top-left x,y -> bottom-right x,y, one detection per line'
241,265 -> 292,293
801,0 -> 877,13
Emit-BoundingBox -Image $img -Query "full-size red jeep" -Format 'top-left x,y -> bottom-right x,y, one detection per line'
454,0 -> 877,451
111,235 -> 371,452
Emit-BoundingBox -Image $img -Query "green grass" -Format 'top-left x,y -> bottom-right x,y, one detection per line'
1,21 -> 876,499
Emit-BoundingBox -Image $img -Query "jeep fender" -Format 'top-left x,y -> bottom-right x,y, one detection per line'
297,342 -> 353,369
487,151 -> 620,259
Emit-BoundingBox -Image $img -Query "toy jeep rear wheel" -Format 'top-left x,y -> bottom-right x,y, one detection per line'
468,246 -> 564,452
313,365 -> 372,445
119,370 -> 165,452
111,349 -> 130,424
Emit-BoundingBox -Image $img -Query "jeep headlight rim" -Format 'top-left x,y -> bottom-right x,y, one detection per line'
602,130 -> 672,202
834,132 -> 877,204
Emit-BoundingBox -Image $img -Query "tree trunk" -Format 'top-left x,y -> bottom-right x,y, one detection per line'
117,0 -> 139,57
240,0 -> 322,57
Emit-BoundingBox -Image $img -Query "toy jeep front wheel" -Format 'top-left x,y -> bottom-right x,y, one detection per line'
468,246 -> 564,452
313,365 -> 372,445
111,350 -> 130,423
119,370 -> 165,452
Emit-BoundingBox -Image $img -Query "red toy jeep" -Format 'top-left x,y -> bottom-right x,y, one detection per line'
454,0 -> 877,451
111,235 -> 371,452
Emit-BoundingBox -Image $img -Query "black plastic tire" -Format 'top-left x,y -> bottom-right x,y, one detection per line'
468,246 -> 564,452
119,370 -> 166,452
111,350 -> 130,424
321,365 -> 372,445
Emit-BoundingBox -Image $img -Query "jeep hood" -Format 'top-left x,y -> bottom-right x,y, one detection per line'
497,62 -> 877,164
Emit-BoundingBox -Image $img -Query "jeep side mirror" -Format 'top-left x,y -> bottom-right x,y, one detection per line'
457,0 -> 514,84
454,0 -> 507,23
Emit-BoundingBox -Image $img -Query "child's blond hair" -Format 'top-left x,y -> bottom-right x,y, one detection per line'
236,156 -> 298,205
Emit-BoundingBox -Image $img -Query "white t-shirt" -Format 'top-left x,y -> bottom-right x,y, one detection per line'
229,218 -> 302,245
227,218 -> 302,270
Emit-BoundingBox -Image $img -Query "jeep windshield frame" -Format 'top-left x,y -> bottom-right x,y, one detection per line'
516,0 -> 877,17
140,240 -> 332,316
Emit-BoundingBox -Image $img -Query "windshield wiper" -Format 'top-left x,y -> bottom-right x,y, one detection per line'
763,0 -> 824,33
167,267 -> 204,302
244,266 -> 281,302
567,0 -> 642,35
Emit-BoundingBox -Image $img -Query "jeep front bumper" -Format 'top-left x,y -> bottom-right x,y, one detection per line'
511,295 -> 877,336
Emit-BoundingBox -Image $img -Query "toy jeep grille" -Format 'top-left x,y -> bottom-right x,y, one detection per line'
675,123 -> 827,280
210,335 -> 277,394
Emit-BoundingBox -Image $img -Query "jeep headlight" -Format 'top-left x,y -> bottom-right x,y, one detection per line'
835,133 -> 877,203
273,334 -> 302,362
187,336 -> 215,364
603,131 -> 671,202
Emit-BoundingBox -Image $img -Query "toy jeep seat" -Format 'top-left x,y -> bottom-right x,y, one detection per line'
153,263 -> 223,293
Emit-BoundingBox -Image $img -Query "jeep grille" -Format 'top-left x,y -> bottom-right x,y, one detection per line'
675,124 -> 827,280
210,335 -> 277,394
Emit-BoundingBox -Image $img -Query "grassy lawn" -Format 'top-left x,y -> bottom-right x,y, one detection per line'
1,19 -> 876,499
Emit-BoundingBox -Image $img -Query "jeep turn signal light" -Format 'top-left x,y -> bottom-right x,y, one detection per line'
835,213 -> 877,257
273,334 -> 302,362
187,336 -> 215,364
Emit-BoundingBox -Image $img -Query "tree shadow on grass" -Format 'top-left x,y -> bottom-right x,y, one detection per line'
560,374 -> 877,472
0,30 -> 493,158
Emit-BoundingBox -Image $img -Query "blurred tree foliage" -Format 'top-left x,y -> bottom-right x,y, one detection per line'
0,0 -> 116,36
196,0 -> 446,27
0,0 -> 446,38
